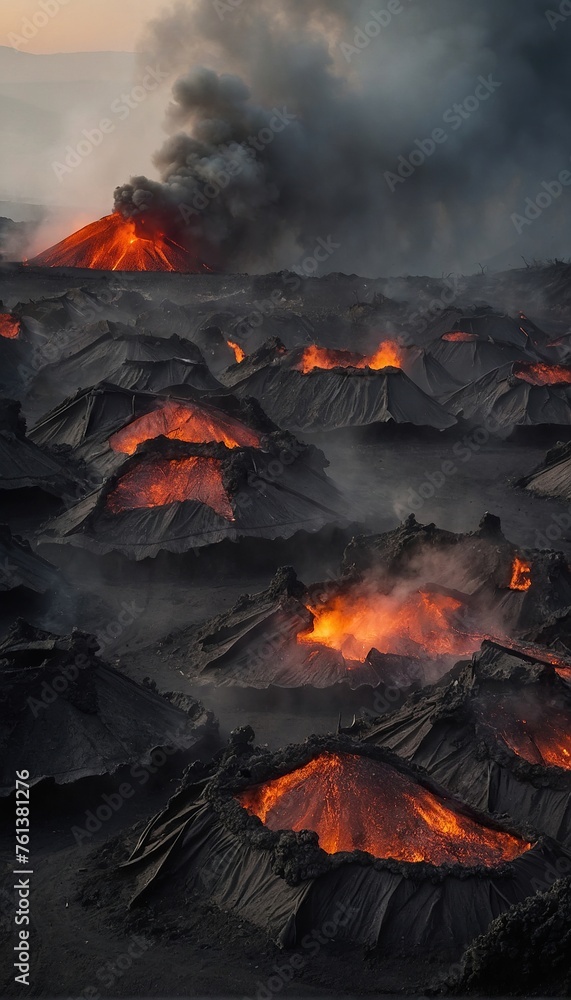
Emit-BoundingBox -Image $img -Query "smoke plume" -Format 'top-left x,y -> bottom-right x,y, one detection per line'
114,0 -> 571,274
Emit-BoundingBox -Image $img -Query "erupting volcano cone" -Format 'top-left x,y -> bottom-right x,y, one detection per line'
30,213 -> 213,273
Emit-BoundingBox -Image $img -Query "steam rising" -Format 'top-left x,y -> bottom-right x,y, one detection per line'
113,0 -> 571,274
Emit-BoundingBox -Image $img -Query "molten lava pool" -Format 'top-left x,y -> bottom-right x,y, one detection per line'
30,213 -> 211,272
237,752 -> 530,865
0,314 -> 20,339
514,363 -> 571,387
297,587 -> 479,662
476,694 -> 571,770
227,341 -> 246,364
295,341 -> 404,374
109,401 -> 261,454
105,455 -> 234,519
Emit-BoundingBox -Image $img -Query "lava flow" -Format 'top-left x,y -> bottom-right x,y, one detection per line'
441,331 -> 478,343
476,694 -> 571,770
509,557 -> 532,592
295,340 -> 404,374
29,213 -> 213,273
0,314 -> 20,339
237,752 -> 530,865
514,363 -> 571,386
105,455 -> 235,519
297,587 -> 479,661
227,341 -> 246,364
109,401 -> 260,454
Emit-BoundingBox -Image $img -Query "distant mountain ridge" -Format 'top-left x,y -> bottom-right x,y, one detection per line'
0,46 -> 138,84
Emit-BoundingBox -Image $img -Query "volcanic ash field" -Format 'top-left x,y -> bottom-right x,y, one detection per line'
3,255 -> 571,996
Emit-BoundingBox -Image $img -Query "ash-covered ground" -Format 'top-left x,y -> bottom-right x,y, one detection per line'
2,262 -> 571,998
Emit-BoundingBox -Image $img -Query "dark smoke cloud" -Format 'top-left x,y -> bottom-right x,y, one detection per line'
114,0 -> 571,274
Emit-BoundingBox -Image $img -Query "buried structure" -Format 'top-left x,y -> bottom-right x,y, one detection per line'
445,362 -> 571,436
140,514 -> 571,692
0,525 -> 58,600
115,732 -> 571,957
38,431 -> 350,560
0,621 -> 218,798
220,339 -> 457,433
0,398 -> 77,507
519,440 -> 571,503
351,640 -> 571,846
29,383 -> 271,481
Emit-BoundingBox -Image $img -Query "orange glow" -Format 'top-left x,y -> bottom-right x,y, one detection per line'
509,557 -> 532,592
441,332 -> 478,343
109,400 -> 260,455
30,213 -> 212,273
514,363 -> 571,386
105,454 -> 234,519
295,340 -> 404,374
237,752 -> 530,865
477,695 -> 571,770
0,314 -> 20,339
227,340 -> 246,364
297,587 -> 479,662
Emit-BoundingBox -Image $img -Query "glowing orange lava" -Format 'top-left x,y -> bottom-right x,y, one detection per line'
295,340 -> 404,374
441,332 -> 478,343
227,340 -> 246,364
105,455 -> 234,519
0,314 -> 20,339
109,400 -> 260,455
514,363 -> 571,386
477,695 -> 571,770
297,587 -> 479,662
237,752 -> 530,865
30,213 -> 212,273
509,557 -> 532,592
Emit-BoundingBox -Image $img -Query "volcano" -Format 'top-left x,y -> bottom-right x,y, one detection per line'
133,513 -> 571,692
355,641 -> 571,845
30,383 -> 268,478
0,621 -> 218,798
38,433 -> 349,560
520,440 -> 571,502
119,732 -> 571,957
220,338 -> 456,433
445,362 -> 571,435
29,213 -> 213,273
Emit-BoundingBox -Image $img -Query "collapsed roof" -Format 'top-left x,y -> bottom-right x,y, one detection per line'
138,514 -> 571,690
0,620 -> 218,797
445,362 -> 571,435
221,339 -> 457,433
30,384 -> 268,479
38,434 -> 350,560
354,641 -> 571,845
424,307 -> 543,352
519,440 -> 571,501
118,731 -> 571,957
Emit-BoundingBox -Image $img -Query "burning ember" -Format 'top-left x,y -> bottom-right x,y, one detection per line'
0,314 -> 20,339
297,587 -> 479,662
514,363 -> 571,386
477,695 -> 571,770
295,340 -> 404,374
509,557 -> 532,592
30,213 -> 212,273
108,400 -> 260,454
441,332 -> 479,343
105,455 -> 234,519
237,752 -> 530,865
227,341 -> 246,364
